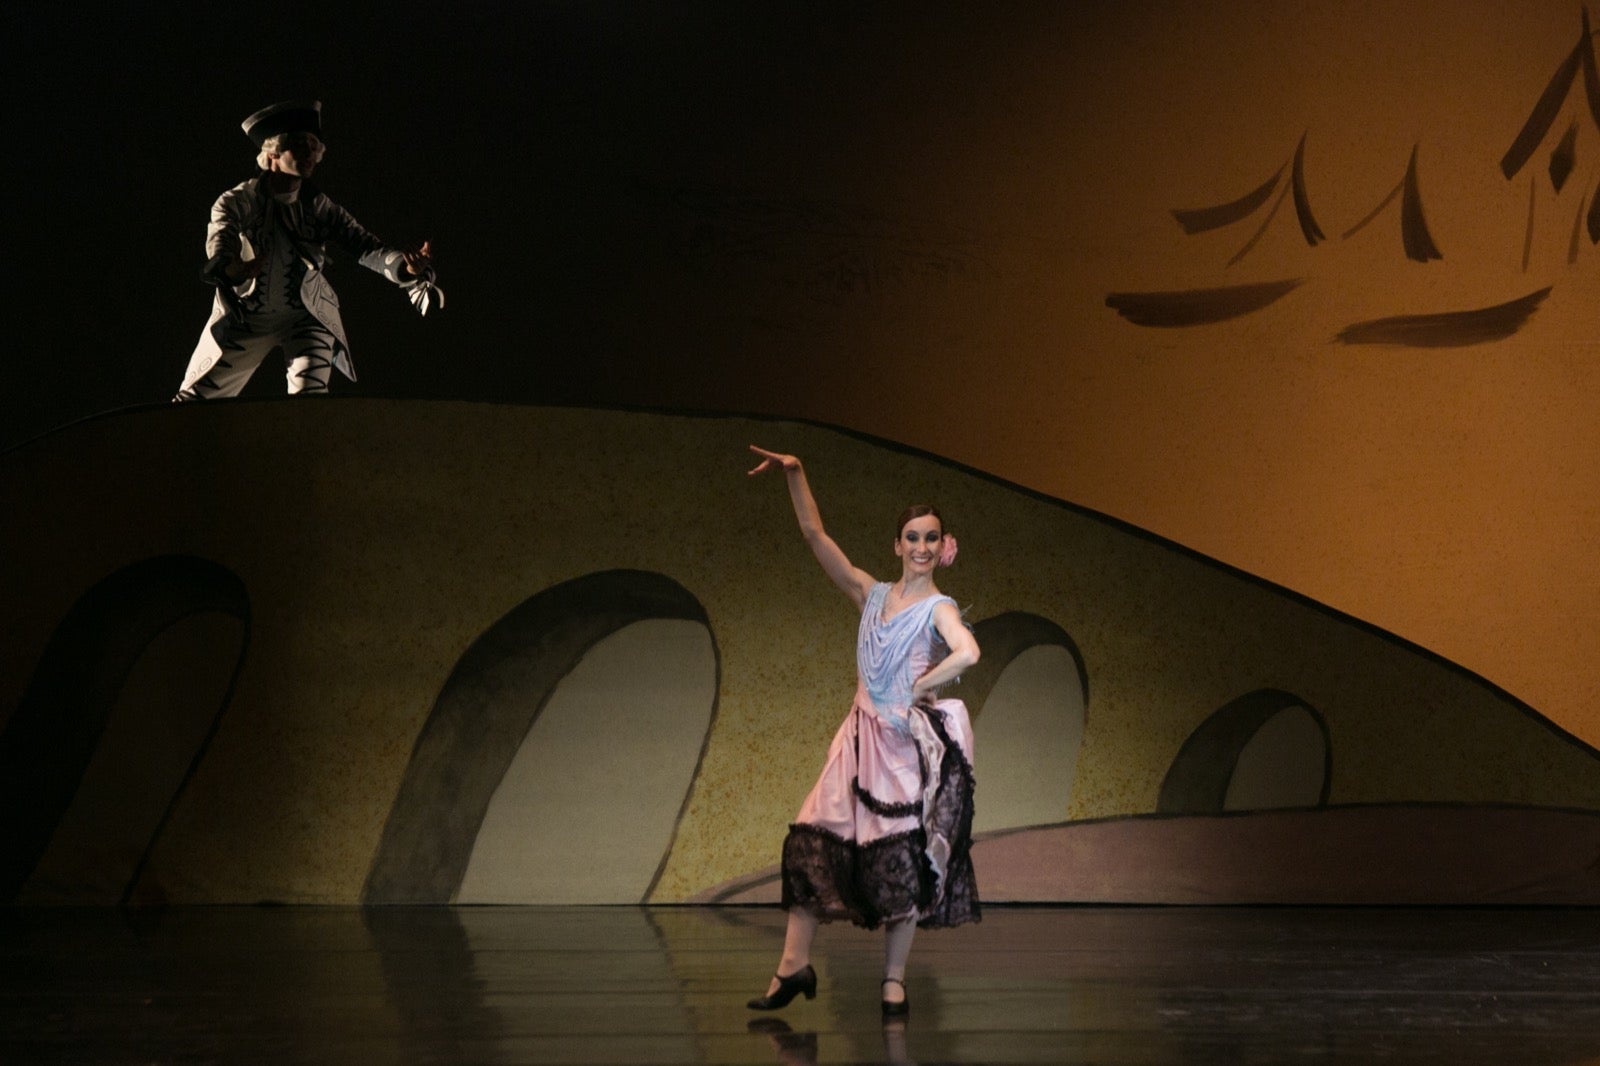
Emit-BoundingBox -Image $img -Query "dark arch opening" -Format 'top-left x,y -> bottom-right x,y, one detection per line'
963,611 -> 1090,832
963,611 -> 1089,716
363,569 -> 717,903
1158,689 -> 1332,815
0,555 -> 250,902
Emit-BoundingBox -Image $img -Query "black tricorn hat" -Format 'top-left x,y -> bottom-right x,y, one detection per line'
241,100 -> 322,146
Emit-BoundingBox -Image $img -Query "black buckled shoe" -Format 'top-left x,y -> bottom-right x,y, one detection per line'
747,964 -> 818,1010
881,976 -> 910,1017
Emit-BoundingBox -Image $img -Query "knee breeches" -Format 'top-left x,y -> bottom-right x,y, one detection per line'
175,314 -> 339,401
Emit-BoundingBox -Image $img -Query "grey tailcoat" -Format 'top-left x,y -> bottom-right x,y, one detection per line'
184,173 -> 424,388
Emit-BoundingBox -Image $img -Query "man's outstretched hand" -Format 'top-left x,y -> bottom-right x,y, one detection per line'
403,240 -> 434,276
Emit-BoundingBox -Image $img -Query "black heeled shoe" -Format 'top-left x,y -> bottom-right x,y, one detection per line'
881,977 -> 910,1017
747,964 -> 817,1010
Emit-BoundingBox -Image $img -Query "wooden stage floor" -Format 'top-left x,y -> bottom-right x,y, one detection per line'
2,905 -> 1597,1064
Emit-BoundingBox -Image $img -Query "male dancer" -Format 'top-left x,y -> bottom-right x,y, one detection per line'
174,100 -> 441,401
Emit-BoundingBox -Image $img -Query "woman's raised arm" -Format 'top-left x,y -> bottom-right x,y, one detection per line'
748,445 -> 876,608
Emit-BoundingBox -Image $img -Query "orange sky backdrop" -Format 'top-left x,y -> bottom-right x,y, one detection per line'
572,1 -> 1599,746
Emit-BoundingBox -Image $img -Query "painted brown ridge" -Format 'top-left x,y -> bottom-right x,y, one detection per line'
967,805 -> 1600,905
694,805 -> 1600,906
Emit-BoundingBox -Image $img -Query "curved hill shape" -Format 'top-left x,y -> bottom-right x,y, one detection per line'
2,399 -> 1597,903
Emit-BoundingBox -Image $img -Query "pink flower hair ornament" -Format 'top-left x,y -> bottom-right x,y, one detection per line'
938,534 -> 959,568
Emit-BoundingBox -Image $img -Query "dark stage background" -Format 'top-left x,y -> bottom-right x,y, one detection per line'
7,0 -> 981,445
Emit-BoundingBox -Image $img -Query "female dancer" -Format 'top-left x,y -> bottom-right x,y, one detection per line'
745,445 -> 981,1018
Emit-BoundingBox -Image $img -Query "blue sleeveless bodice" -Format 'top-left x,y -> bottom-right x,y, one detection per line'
856,582 -> 955,713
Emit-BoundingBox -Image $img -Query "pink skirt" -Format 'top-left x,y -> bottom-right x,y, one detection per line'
781,685 -> 980,929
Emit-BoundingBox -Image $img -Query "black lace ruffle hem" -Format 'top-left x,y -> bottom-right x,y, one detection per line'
780,708 -> 981,931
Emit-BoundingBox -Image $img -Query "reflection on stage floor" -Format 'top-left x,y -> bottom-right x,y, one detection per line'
2,905 -> 1598,1064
